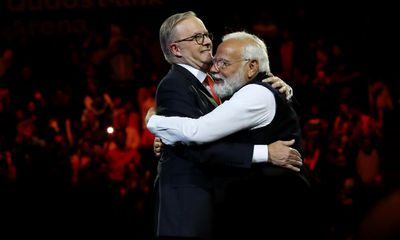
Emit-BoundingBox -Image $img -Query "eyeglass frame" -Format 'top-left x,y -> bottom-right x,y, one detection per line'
212,58 -> 250,70
173,32 -> 213,45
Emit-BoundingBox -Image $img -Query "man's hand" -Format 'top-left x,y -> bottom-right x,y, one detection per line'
268,139 -> 302,172
145,106 -> 156,124
153,137 -> 163,157
263,75 -> 293,100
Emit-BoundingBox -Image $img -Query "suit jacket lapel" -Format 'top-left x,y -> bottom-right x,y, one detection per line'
173,65 -> 218,108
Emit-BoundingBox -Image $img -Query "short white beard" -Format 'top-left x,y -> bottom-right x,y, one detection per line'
212,67 -> 247,99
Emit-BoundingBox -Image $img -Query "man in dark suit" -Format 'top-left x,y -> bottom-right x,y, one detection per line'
150,30 -> 315,239
154,12 -> 303,240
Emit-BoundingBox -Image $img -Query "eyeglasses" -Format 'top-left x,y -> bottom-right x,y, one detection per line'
212,58 -> 250,70
173,32 -> 213,45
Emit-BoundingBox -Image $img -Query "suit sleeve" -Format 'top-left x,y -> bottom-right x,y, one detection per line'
181,141 -> 254,168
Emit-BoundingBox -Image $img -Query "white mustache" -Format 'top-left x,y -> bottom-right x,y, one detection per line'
210,73 -> 223,82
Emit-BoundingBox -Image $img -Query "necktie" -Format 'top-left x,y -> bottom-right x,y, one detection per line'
205,74 -> 221,105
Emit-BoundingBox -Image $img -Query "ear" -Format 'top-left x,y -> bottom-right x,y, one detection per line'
169,43 -> 183,57
247,59 -> 259,79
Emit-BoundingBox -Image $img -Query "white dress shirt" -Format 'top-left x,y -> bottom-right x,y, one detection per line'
148,82 -> 276,163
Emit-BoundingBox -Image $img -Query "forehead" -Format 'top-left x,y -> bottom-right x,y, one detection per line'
215,39 -> 242,59
174,16 -> 207,36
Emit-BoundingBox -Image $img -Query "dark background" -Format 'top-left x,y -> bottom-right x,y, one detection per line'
1,1 -> 400,239
1,0 -> 399,77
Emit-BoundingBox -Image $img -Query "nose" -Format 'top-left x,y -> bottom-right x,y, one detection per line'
203,35 -> 212,46
209,62 -> 219,73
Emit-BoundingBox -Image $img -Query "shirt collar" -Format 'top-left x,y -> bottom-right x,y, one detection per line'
178,64 -> 208,84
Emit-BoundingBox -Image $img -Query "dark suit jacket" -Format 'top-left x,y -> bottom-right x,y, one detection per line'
154,65 -> 253,239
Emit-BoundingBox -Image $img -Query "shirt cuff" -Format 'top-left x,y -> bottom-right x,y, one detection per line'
146,115 -> 162,133
252,145 -> 268,163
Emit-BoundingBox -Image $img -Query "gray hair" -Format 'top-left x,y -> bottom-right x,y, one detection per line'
222,31 -> 271,74
159,11 -> 196,64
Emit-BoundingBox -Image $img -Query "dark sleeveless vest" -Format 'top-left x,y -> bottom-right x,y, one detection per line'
245,73 -> 302,154
232,72 -> 310,186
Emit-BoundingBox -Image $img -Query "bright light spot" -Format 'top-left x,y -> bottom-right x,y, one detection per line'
107,126 -> 114,134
